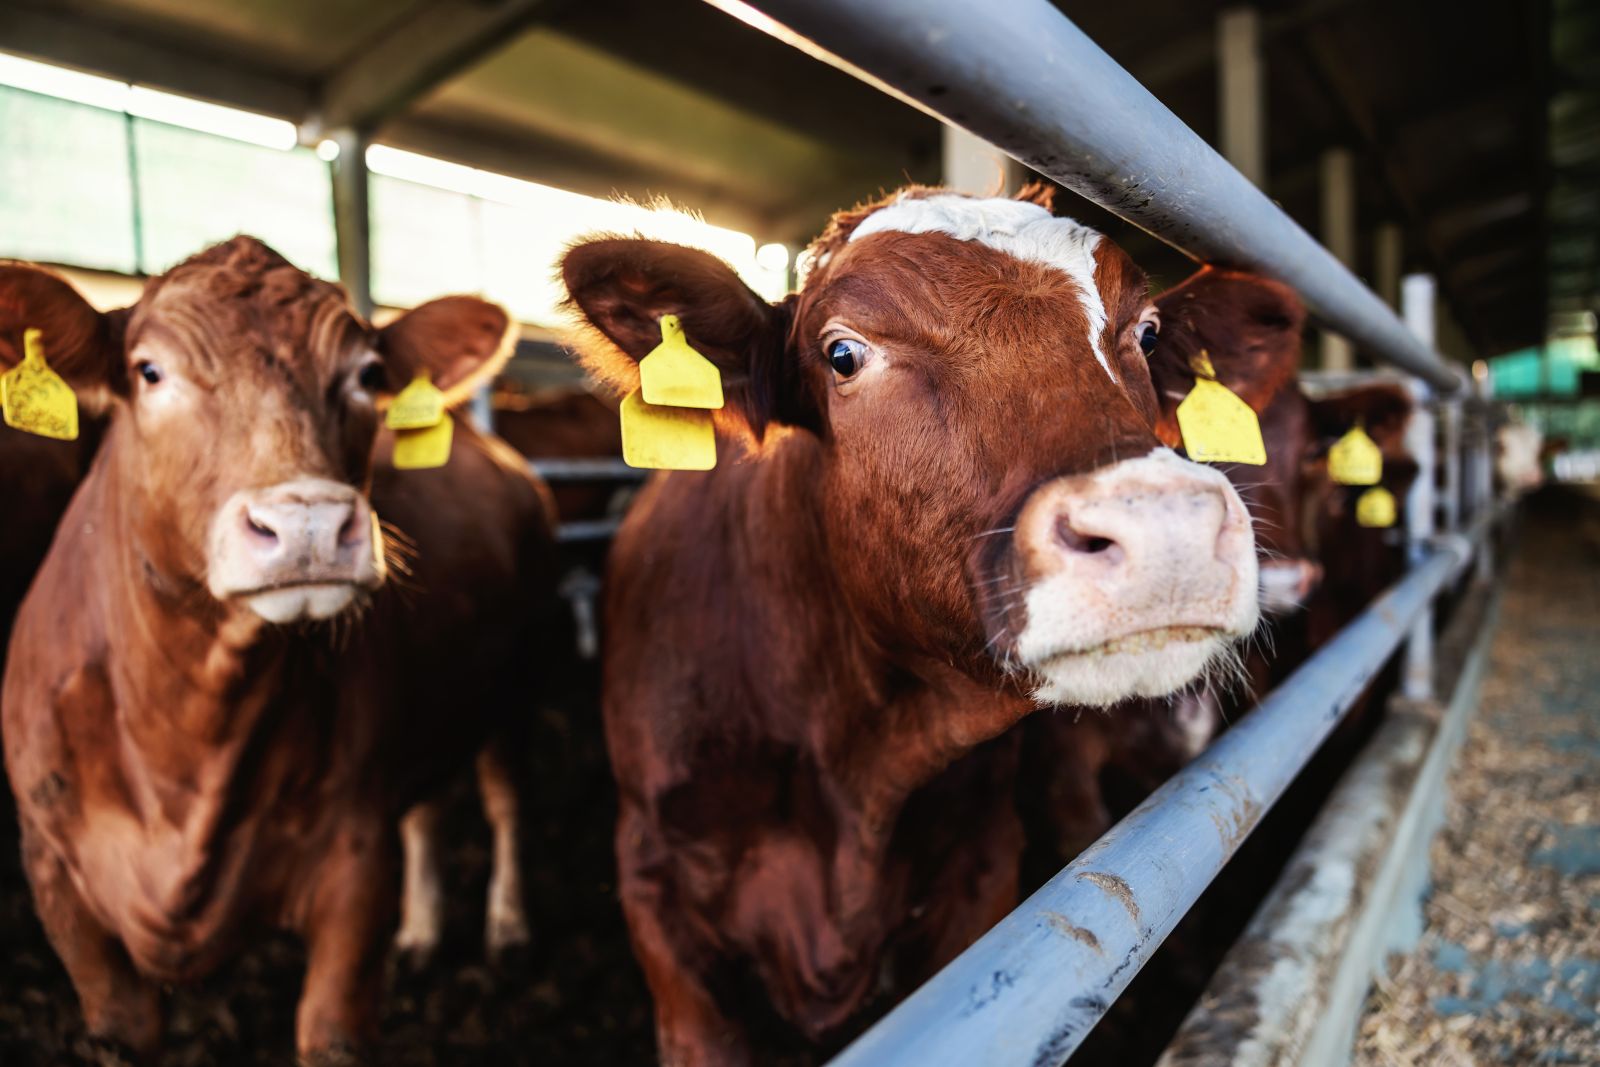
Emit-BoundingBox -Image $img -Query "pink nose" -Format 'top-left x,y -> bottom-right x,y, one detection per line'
1010,449 -> 1258,699
208,479 -> 381,603
243,495 -> 364,570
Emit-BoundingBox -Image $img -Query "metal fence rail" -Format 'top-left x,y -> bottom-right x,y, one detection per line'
717,0 -> 1462,392
828,543 -> 1468,1067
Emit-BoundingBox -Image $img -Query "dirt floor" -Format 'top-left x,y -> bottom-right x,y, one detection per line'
1354,488 -> 1600,1066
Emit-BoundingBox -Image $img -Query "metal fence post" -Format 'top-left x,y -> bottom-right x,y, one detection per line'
1400,275 -> 1437,701
1474,372 -> 1496,582
1440,395 -> 1462,535
471,384 -> 496,433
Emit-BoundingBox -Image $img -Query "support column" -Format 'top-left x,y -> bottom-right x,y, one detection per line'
941,125 -> 1024,195
1441,396 -> 1462,534
1319,147 -> 1356,371
1373,222 -> 1402,310
330,127 -> 373,318
1473,367 -> 1496,583
1217,7 -> 1265,187
1401,273 -> 1436,702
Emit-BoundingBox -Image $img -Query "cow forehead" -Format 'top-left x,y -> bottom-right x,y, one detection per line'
135,268 -> 360,376
848,194 -> 1117,381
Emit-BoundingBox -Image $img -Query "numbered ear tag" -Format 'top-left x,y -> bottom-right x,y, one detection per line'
1356,486 -> 1396,528
620,389 -> 716,471
386,371 -> 446,431
392,418 -> 453,470
2,328 -> 79,441
1328,424 -> 1383,486
639,315 -> 723,410
1174,353 -> 1265,465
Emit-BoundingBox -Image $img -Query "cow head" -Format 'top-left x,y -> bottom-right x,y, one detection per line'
0,238 -> 511,624
1146,267 -> 1320,614
565,186 -> 1264,706
1302,383 -> 1418,593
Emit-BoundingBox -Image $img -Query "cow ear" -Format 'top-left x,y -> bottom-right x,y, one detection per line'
562,238 -> 815,438
376,296 -> 515,405
1151,268 -> 1306,421
0,263 -> 126,409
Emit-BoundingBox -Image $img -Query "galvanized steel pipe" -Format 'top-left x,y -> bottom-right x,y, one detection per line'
717,0 -> 1463,392
827,547 -> 1466,1067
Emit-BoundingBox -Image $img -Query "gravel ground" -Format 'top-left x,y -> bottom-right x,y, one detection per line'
1355,488 -> 1600,1066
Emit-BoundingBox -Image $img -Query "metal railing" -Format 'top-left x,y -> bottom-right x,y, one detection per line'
700,1 -> 1502,1063
714,0 -> 1463,393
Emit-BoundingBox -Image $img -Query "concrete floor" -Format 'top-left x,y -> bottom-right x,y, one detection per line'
1355,489 -> 1600,1065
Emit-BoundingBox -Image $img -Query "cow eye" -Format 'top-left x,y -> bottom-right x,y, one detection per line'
827,338 -> 866,378
1137,321 -> 1159,356
356,360 -> 388,393
135,360 -> 163,386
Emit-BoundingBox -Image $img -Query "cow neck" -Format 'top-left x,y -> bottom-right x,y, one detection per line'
747,438 -> 1034,839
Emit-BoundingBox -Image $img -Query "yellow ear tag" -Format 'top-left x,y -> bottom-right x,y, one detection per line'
392,416 -> 453,470
1328,424 -> 1383,486
1355,486 -> 1397,528
620,390 -> 716,471
386,370 -> 446,431
1175,352 -> 1265,465
2,328 -> 79,441
638,315 -> 724,410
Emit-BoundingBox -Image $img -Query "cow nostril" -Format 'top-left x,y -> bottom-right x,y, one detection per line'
244,511 -> 278,543
1055,516 -> 1118,557
337,509 -> 360,546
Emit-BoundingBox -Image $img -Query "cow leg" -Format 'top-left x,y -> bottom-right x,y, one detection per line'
476,737 -> 531,966
617,807 -> 750,1067
19,822 -> 162,1060
296,819 -> 397,1065
393,800 -> 445,972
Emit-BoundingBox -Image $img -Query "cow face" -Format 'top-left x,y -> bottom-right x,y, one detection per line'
1147,267 -> 1319,613
0,239 -> 511,624
564,187 -> 1262,707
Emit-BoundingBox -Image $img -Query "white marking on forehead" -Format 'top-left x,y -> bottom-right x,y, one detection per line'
849,194 -> 1116,382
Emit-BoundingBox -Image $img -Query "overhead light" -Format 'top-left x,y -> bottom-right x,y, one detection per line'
0,52 -> 128,111
125,86 -> 296,150
316,138 -> 341,162
0,50 -> 296,151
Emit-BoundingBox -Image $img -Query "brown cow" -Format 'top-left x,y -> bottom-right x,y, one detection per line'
0,239 -> 556,1063
562,186 -> 1266,1064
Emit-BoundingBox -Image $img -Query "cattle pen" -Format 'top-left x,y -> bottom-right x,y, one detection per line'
0,1 -> 1593,1066
695,2 -> 1521,1065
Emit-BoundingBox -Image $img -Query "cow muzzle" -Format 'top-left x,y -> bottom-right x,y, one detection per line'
1007,448 -> 1258,706
207,478 -> 385,623
1259,557 -> 1322,614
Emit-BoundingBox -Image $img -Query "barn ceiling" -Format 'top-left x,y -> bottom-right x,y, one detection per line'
0,0 -> 1586,358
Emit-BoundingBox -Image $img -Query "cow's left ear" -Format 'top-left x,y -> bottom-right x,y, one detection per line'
376,296 -> 515,405
1150,268 -> 1305,426
0,263 -> 127,409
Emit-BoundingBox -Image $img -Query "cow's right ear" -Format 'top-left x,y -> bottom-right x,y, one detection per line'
562,238 -> 817,438
0,264 -> 126,409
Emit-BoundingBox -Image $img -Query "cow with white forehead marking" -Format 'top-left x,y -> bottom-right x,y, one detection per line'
564,185 -> 1280,1064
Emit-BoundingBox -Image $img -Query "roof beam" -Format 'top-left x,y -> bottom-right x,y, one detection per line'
311,0 -> 557,135
1293,27 -> 1494,357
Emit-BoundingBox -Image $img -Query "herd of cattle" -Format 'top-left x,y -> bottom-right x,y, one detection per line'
0,184 -> 1534,1066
